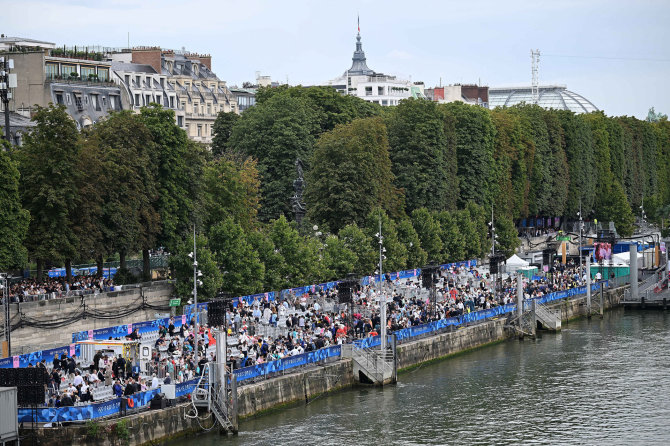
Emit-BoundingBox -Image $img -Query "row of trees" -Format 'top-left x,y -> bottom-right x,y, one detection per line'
1,87 -> 668,301
218,87 -> 670,239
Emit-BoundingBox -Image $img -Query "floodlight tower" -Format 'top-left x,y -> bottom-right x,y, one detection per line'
531,49 -> 540,105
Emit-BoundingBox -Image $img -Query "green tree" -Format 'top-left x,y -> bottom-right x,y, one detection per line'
268,215 -> 325,288
435,211 -> 465,262
247,229 -> 285,291
0,147 -> 28,270
396,218 -> 427,268
211,111 -> 240,157
203,157 -> 260,231
208,217 -> 264,295
494,214 -> 520,258
87,111 -> 160,270
601,181 -> 635,237
339,223 -> 376,275
386,98 -> 457,212
141,105 -> 204,254
558,110 -> 596,216
17,105 -> 81,279
171,233 -> 222,301
442,102 -> 496,208
454,210 -> 480,260
228,94 -> 320,221
410,208 -> 442,261
322,235 -> 357,280
364,208 -> 407,273
306,117 -> 404,232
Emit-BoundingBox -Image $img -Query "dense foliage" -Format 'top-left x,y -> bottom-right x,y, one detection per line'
2,93 -> 669,298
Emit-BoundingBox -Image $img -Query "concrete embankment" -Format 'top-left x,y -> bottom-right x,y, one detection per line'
23,285 -> 627,445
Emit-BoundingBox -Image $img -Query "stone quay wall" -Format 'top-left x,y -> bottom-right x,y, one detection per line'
7,282 -> 174,353
22,285 -> 628,445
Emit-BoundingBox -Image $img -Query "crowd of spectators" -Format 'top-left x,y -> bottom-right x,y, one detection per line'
7,275 -> 115,303
28,259 -> 596,408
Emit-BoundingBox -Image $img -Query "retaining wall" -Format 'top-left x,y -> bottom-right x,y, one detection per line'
7,283 -> 174,353
20,285 -> 628,445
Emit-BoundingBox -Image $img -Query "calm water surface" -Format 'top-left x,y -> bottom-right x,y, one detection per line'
173,309 -> 670,445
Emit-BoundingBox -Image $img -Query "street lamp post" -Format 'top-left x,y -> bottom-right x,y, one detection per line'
377,218 -> 387,352
578,200 -> 583,280
189,225 -> 203,371
0,274 -> 9,356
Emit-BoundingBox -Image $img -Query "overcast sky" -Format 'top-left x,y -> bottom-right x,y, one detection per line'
4,0 -> 669,118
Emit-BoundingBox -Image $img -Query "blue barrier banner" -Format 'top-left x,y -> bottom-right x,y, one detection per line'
233,345 -> 343,383
175,379 -> 199,397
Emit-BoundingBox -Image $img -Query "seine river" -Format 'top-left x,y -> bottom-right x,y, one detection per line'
174,309 -> 670,445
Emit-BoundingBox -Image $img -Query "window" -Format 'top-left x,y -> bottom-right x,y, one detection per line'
61,65 -> 77,78
102,96 -> 107,107
378,86 -> 384,95
170,96 -> 175,108
155,96 -> 161,105
197,125 -> 202,137
45,63 -> 59,79
134,94 -> 140,106
74,94 -> 83,111
365,86 -> 372,96
80,66 -> 96,80
84,95 -> 89,105
125,75 -> 130,86
177,115 -> 183,127
97,68 -> 109,82
180,102 -> 186,110
91,94 -> 100,111
66,93 -> 71,104
200,105 -> 204,115
207,103 -> 211,115
145,94 -> 151,105
160,78 -> 165,88
382,100 -> 388,106
55,93 -> 64,105
110,95 -> 117,110
135,75 -> 141,86
185,123 -> 190,134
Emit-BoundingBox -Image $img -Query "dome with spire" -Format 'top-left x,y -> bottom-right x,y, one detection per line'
346,32 -> 375,76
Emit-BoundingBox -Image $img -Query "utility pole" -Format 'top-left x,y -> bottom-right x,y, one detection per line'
377,217 -> 386,352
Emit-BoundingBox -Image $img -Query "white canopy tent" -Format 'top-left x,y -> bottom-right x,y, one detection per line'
612,251 -> 642,265
506,254 -> 530,273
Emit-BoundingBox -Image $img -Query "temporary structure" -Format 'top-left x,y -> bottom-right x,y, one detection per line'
506,254 -> 530,273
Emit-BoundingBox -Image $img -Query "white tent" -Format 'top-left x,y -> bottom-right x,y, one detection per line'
612,251 -> 642,265
506,254 -> 530,272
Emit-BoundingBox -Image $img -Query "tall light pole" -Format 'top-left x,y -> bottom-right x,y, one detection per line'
578,200 -> 583,280
0,274 -> 10,356
377,217 -> 387,352
190,225 -> 203,370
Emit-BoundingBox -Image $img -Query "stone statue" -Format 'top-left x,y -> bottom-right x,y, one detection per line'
291,158 -> 306,225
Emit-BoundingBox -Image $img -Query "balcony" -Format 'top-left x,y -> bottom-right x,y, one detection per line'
45,74 -> 116,87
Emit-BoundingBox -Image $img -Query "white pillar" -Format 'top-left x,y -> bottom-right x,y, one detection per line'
586,256 -> 592,317
630,243 -> 638,300
517,272 -> 524,320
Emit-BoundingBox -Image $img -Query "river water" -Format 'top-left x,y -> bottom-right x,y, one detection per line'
174,309 -> 670,445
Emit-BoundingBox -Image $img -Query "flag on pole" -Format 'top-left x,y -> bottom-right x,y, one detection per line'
358,15 -> 360,32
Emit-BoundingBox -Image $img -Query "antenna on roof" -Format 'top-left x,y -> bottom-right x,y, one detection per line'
531,49 -> 540,104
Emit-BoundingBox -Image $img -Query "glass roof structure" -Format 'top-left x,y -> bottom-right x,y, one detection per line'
488,85 -> 598,114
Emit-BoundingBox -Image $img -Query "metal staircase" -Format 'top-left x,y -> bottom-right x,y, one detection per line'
191,362 -> 237,433
351,344 -> 395,385
532,301 -> 561,331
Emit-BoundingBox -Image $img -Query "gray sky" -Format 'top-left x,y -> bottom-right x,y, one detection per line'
4,0 -> 669,118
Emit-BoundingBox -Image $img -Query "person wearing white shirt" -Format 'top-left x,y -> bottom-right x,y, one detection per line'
151,375 -> 159,389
